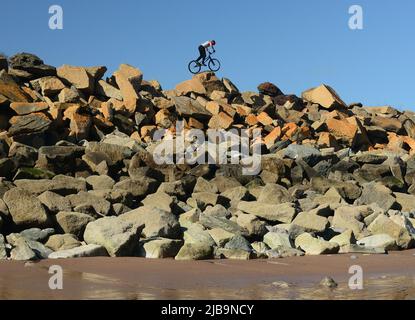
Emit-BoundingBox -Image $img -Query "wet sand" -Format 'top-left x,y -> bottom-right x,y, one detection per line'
1,250 -> 415,299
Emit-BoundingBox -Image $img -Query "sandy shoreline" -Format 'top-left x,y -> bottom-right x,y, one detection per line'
1,250 -> 415,299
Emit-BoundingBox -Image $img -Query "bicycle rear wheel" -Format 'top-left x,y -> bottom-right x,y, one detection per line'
208,58 -> 221,72
188,60 -> 201,74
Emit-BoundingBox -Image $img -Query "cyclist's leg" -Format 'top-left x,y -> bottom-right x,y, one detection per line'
196,45 -> 205,63
201,50 -> 207,65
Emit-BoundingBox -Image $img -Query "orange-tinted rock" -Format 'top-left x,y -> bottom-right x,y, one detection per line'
100,101 -> 114,121
58,87 -> 80,103
37,76 -> 66,96
0,77 -> 31,103
302,139 -> 317,145
386,133 -> 403,150
96,80 -> 123,100
105,98 -> 126,113
300,126 -> 312,139
196,96 -> 208,107
48,102 -> 68,123
205,101 -> 220,115
0,94 -> 8,105
281,123 -> 299,140
404,136 -> 415,154
302,84 -> 347,109
208,112 -> 233,129
210,90 -> 227,102
322,110 -> 348,121
88,96 -> 104,109
155,109 -> 175,129
175,78 -> 206,95
346,116 -> 371,149
57,65 -> 94,93
371,116 -> 402,133
152,97 -> 174,110
69,112 -> 91,140
326,118 -> 357,144
219,103 -> 236,118
363,106 -> 397,115
193,72 -> 226,94
93,115 -> 114,130
63,104 -> 81,121
21,87 -> 40,101
113,64 -> 143,114
371,144 -> 386,151
404,119 -> 415,139
223,78 -> 239,95
386,133 -> 415,155
172,96 -> 211,120
318,132 -> 339,149
263,126 -> 281,148
257,112 -> 273,126
85,66 -> 107,81
234,104 -> 252,117
188,117 -> 204,129
246,114 -> 258,126
10,102 -> 49,115
130,131 -> 142,143
141,125 -> 157,141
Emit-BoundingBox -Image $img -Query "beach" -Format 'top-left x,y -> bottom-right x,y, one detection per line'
1,250 -> 415,300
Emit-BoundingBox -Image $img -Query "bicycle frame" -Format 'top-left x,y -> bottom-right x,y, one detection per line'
203,49 -> 215,63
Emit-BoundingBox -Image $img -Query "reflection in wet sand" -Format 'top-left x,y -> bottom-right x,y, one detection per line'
2,268 -> 414,300
144,276 -> 415,300
1,252 -> 415,300
149,276 -> 415,300
68,275 -> 415,300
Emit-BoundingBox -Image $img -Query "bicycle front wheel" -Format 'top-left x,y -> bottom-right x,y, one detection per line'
208,58 -> 221,72
188,60 -> 201,74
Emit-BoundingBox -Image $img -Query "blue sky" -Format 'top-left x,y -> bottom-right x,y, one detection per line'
2,0 -> 414,110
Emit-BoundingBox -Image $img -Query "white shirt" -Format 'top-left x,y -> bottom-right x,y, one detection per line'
201,41 -> 213,48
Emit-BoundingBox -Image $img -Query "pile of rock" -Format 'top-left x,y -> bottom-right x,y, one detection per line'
0,52 -> 415,260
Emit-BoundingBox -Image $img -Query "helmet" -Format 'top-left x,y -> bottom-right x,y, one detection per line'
211,40 -> 216,45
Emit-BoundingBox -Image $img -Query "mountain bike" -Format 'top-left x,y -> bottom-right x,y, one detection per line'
188,50 -> 221,74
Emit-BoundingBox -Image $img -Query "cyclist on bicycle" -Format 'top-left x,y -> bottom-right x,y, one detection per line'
196,40 -> 216,66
